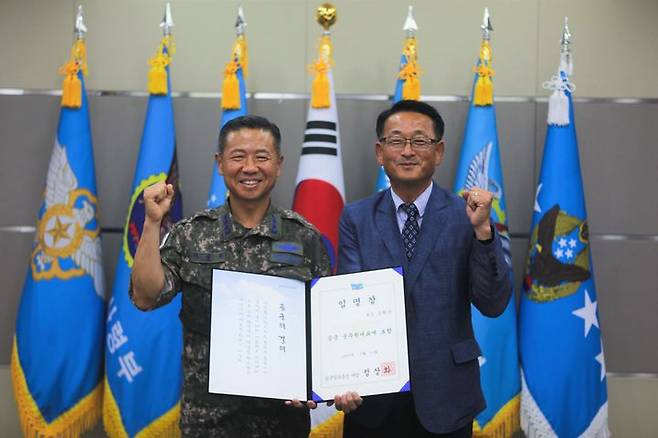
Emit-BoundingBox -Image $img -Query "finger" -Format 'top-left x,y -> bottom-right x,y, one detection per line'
285,399 -> 304,408
346,393 -> 361,412
165,184 -> 175,199
306,400 -> 317,410
466,196 -> 478,212
326,400 -> 334,407
333,394 -> 343,411
147,183 -> 167,202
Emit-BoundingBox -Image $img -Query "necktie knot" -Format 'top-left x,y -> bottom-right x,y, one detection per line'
401,203 -> 419,220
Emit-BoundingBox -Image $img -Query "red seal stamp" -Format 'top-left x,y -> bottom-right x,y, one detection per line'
381,361 -> 396,376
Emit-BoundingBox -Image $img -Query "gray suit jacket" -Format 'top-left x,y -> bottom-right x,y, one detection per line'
338,184 -> 511,433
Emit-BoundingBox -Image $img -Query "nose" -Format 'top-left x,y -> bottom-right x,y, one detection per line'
400,141 -> 416,157
242,155 -> 258,172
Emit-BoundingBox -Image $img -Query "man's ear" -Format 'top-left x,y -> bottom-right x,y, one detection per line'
276,155 -> 284,178
375,142 -> 385,166
215,152 -> 224,176
434,141 -> 445,167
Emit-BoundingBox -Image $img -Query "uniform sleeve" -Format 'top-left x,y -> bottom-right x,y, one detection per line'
128,224 -> 183,310
468,223 -> 512,317
310,231 -> 332,277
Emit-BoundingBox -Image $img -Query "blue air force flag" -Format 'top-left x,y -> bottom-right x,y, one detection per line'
519,63 -> 609,438
207,65 -> 247,208
103,41 -> 184,438
12,70 -> 105,437
453,74 -> 520,438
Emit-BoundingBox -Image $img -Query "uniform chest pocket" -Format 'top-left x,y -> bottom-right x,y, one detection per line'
270,241 -> 304,266
180,251 -> 226,288
266,241 -> 312,281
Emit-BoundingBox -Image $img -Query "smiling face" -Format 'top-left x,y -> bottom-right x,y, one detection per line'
217,128 -> 283,207
376,111 -> 444,188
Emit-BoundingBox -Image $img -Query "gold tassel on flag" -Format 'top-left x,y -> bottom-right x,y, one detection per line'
473,40 -> 495,106
473,394 -> 520,438
59,39 -> 87,109
399,37 -> 421,100
221,61 -> 241,109
311,59 -> 330,109
310,34 -> 333,109
221,33 -> 248,111
148,36 -> 174,95
400,63 -> 420,100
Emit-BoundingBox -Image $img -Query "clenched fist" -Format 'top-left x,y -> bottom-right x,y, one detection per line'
462,187 -> 493,240
143,181 -> 175,224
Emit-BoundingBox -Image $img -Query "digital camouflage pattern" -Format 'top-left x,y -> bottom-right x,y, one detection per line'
131,202 -> 331,437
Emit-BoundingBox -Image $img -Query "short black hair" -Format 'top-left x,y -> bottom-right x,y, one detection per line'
218,115 -> 282,154
376,100 -> 445,141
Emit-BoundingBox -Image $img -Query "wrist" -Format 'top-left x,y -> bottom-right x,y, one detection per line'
143,217 -> 163,234
474,222 -> 493,241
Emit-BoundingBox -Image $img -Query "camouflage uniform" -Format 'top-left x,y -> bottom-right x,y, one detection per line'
143,202 -> 331,437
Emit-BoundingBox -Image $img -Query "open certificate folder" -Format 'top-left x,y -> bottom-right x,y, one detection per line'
208,267 -> 410,402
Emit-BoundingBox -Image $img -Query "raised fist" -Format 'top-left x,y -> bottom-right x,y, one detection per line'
143,181 -> 175,224
462,187 -> 493,240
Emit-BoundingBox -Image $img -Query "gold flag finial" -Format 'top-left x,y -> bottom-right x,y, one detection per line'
310,3 -> 336,108
316,3 -> 337,31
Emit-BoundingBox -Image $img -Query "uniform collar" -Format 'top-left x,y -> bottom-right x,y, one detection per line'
218,200 -> 282,241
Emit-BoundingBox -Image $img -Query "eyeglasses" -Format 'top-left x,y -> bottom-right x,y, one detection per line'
378,135 -> 440,150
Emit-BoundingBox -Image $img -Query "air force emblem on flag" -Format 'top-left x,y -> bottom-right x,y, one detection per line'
524,204 -> 591,303
464,142 -> 505,222
463,141 -> 511,266
31,140 -> 104,298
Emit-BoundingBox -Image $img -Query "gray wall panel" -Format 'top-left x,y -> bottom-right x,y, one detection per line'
333,99 -> 392,203
172,96 -> 221,216
577,103 -> 658,235
510,237 -> 530,305
0,232 -> 34,364
0,95 -> 59,226
428,101 -> 470,190
89,95 -> 147,228
592,238 -> 658,374
496,103 -> 537,234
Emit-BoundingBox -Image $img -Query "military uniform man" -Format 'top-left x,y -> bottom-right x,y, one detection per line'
130,115 -> 333,437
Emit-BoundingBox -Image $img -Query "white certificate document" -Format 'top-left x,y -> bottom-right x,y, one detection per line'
208,267 -> 409,401
208,270 -> 308,400
309,267 -> 409,401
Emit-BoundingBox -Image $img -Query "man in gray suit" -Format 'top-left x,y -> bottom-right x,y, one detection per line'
334,100 -> 512,437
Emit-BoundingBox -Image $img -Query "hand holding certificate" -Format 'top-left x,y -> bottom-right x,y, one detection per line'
208,267 -> 410,403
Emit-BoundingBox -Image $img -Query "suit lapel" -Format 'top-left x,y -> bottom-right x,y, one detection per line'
374,190 -> 405,264
405,184 -> 451,294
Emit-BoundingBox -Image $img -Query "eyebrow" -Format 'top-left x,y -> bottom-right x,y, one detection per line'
387,129 -> 431,136
227,147 -> 274,154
